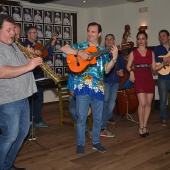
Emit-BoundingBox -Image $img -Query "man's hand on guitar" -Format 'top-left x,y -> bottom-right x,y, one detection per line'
51,33 -> 58,46
79,51 -> 91,60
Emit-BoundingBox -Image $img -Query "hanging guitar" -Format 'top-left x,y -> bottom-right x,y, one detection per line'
34,33 -> 58,59
66,46 -> 111,73
156,52 -> 170,75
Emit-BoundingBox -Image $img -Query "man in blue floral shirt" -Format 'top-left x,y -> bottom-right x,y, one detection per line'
61,22 -> 118,155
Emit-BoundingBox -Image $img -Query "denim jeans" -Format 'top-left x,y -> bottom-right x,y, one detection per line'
76,95 -> 103,146
32,85 -> 43,123
102,83 -> 119,129
0,98 -> 30,170
69,96 -> 77,123
158,79 -> 170,121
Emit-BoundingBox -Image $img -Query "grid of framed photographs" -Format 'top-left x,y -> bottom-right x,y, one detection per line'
0,4 -> 73,77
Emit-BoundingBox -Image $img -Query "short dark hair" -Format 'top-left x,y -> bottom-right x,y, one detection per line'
87,22 -> 102,33
0,14 -> 15,30
159,29 -> 169,37
136,31 -> 148,39
25,26 -> 37,38
105,34 -> 115,40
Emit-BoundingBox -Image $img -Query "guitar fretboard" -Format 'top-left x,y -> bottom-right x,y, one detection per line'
91,47 -> 111,58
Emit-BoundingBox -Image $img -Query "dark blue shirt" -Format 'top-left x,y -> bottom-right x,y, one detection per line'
104,51 -> 126,84
154,45 -> 170,80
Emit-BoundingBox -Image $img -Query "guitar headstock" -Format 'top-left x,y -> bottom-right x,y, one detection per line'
52,32 -> 59,39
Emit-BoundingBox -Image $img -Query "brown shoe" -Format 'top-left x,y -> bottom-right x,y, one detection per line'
161,120 -> 167,127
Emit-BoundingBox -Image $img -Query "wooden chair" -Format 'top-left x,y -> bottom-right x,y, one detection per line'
57,76 -> 75,128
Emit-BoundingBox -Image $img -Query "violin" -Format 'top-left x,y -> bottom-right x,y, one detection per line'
34,33 -> 58,59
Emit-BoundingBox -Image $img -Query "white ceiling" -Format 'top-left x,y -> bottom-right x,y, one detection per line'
50,0 -> 139,8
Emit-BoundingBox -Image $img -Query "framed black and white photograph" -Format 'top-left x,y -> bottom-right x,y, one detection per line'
44,10 -> 52,23
54,25 -> 62,38
11,6 -> 22,21
55,67 -> 63,77
62,12 -> 71,25
64,67 -> 71,76
54,39 -> 62,52
0,5 -> 10,15
63,26 -> 71,39
44,24 -> 53,38
55,53 -> 63,66
34,24 -> 44,38
63,40 -> 72,46
23,22 -> 33,37
23,8 -> 32,22
46,53 -> 54,67
54,12 -> 62,25
33,9 -> 43,23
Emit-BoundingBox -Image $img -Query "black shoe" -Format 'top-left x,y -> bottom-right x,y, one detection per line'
144,127 -> 149,136
139,127 -> 146,138
8,165 -> 26,170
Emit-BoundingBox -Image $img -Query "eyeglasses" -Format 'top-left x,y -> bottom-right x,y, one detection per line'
29,32 -> 38,34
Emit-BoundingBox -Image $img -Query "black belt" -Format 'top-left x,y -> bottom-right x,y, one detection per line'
135,64 -> 150,68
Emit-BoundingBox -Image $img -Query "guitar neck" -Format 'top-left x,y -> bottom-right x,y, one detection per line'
91,47 -> 111,58
40,38 -> 53,51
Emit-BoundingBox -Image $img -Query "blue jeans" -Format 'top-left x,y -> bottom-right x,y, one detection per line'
158,79 -> 170,121
32,85 -> 43,123
0,98 -> 30,170
69,96 -> 77,123
76,95 -> 103,147
102,83 -> 119,129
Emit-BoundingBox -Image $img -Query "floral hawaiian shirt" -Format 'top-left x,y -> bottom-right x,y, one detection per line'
63,42 -> 110,101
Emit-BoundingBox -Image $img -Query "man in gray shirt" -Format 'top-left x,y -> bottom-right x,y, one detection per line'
0,14 -> 42,170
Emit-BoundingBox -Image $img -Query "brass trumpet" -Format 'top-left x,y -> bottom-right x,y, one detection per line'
16,40 -> 60,84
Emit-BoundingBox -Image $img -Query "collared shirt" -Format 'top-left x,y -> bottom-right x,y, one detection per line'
63,42 -> 110,101
154,44 -> 170,80
104,51 -> 126,84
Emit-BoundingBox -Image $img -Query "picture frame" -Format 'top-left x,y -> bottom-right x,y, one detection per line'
63,26 -> 71,39
54,53 -> 63,66
44,24 -> 53,38
23,22 -> 33,37
62,12 -> 71,25
44,10 -> 53,23
54,25 -> 62,39
33,9 -> 43,23
55,67 -> 63,77
22,7 -> 32,22
0,5 -> 10,15
34,23 -> 44,38
53,11 -> 62,25
11,6 -> 22,21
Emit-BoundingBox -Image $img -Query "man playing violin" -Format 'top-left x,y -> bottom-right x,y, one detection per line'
23,26 -> 57,129
61,22 -> 118,155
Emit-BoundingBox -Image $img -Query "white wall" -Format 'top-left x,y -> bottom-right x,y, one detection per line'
77,0 -> 170,46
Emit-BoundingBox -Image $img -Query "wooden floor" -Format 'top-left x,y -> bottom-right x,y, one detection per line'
15,102 -> 170,170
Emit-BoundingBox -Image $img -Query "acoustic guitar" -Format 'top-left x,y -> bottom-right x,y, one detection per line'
156,63 -> 170,75
66,46 -> 111,73
34,33 -> 58,59
156,52 -> 170,75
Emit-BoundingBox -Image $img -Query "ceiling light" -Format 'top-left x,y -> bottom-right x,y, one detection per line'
127,0 -> 144,2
